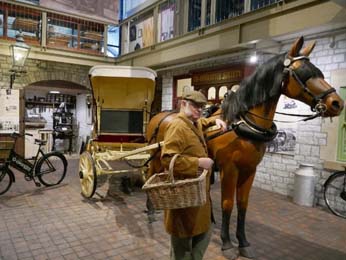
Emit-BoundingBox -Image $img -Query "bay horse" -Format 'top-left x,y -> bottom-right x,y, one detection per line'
145,37 -> 344,258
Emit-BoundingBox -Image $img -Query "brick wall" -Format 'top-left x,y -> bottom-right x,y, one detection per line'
0,56 -> 90,89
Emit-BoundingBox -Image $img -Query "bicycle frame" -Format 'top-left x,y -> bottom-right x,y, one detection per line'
7,142 -> 45,178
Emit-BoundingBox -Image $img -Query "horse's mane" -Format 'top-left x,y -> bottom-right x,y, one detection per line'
222,53 -> 286,122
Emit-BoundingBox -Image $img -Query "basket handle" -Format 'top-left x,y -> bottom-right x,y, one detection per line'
168,154 -> 180,184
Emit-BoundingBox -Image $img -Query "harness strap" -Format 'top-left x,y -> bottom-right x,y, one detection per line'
205,126 -> 233,141
147,111 -> 177,144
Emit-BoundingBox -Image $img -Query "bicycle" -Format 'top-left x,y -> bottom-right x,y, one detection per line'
0,132 -> 67,195
323,168 -> 346,219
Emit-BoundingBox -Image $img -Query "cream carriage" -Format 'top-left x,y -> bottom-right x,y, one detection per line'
78,65 -> 163,198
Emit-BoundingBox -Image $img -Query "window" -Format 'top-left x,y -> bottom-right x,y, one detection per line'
337,87 -> 346,161
206,0 -> 211,26
107,25 -> 120,57
188,0 -> 201,32
216,0 -> 244,22
122,0 -> 150,19
219,86 -> 228,100
251,0 -> 281,11
208,87 -> 216,101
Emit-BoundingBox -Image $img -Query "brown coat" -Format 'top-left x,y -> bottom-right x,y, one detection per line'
161,112 -> 216,238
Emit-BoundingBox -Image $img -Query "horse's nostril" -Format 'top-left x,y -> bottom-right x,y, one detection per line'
332,100 -> 341,111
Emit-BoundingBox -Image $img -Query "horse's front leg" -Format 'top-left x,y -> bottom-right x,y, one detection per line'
236,172 -> 256,258
220,167 -> 237,251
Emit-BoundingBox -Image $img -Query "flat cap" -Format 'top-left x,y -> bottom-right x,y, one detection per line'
183,90 -> 207,105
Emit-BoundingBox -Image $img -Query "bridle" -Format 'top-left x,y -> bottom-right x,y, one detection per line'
281,55 -> 336,113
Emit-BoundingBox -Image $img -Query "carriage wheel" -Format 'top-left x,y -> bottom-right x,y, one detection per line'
79,151 -> 97,198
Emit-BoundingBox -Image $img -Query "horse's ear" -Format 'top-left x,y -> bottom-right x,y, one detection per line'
288,36 -> 304,57
300,41 -> 316,57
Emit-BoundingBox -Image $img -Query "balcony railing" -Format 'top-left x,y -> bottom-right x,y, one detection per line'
0,0 -> 283,58
0,2 -> 117,56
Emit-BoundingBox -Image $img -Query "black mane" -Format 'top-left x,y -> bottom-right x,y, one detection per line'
222,53 -> 286,122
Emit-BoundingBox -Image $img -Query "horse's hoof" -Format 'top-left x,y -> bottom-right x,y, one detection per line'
221,247 -> 238,260
239,246 -> 255,259
221,241 -> 234,251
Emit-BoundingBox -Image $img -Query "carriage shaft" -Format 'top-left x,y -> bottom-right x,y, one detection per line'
95,141 -> 164,161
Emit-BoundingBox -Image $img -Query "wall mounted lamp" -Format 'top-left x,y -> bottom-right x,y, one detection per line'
8,30 -> 31,94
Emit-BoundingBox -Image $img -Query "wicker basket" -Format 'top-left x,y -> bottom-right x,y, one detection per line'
0,141 -> 14,160
142,154 -> 208,210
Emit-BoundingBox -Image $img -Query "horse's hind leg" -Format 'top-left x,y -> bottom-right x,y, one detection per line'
220,167 -> 237,251
236,172 -> 256,258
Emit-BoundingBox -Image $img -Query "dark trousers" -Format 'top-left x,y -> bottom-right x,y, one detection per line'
170,226 -> 212,260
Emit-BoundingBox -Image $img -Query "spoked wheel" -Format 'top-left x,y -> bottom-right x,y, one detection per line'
0,166 -> 12,195
79,151 -> 97,198
324,171 -> 346,219
36,152 -> 67,186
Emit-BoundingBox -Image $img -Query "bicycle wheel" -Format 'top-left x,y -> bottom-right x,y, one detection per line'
324,171 -> 346,219
36,152 -> 67,186
0,166 -> 13,195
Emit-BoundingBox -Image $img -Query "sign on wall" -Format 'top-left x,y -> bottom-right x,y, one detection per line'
0,89 -> 20,133
267,95 -> 311,155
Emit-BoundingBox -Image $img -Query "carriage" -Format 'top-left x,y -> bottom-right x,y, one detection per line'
78,65 -> 163,198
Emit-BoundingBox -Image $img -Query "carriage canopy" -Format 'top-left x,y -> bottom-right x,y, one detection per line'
88,65 -> 157,138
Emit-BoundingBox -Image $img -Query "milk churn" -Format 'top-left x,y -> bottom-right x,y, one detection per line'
293,163 -> 316,207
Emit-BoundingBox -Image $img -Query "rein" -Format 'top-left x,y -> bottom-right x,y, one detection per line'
247,110 -> 321,124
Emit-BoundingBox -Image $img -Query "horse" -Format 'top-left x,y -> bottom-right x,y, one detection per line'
145,36 -> 344,258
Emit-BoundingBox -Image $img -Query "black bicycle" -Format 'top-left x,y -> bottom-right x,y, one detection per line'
323,168 -> 346,219
0,132 -> 67,195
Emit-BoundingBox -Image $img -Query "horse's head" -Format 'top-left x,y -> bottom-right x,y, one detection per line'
282,36 -> 344,117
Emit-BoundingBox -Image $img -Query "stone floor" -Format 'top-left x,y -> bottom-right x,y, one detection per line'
0,159 -> 345,260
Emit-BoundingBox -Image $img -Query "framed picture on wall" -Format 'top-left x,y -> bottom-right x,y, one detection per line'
130,25 -> 136,41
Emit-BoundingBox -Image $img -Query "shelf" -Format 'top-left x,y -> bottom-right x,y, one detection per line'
12,17 -> 39,33
25,101 -> 75,107
81,31 -> 103,41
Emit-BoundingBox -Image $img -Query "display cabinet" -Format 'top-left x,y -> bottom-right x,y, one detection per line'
52,111 -> 73,153
47,12 -> 103,53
